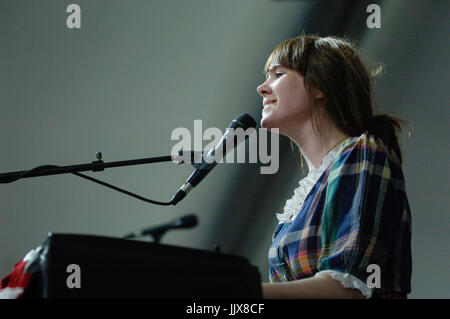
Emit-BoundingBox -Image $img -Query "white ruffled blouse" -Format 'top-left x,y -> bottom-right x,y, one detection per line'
276,146 -> 339,223
275,143 -> 372,298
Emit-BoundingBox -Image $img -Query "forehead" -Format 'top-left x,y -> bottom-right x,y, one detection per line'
265,64 -> 284,77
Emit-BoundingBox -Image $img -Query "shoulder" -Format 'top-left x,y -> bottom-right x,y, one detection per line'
337,132 -> 400,166
330,132 -> 404,184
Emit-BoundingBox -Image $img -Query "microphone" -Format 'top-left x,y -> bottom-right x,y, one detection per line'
170,113 -> 257,205
123,214 -> 198,242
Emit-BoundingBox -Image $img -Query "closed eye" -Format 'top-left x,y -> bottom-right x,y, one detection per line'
265,67 -> 285,80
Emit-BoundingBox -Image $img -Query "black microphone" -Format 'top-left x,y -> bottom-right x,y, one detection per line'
170,113 -> 257,205
123,214 -> 198,242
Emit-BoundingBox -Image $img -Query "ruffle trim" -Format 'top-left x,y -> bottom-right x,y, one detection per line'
276,146 -> 340,223
315,270 -> 373,298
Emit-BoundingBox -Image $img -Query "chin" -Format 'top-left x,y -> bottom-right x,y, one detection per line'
261,112 -> 277,129
260,116 -> 271,129
260,118 -> 279,134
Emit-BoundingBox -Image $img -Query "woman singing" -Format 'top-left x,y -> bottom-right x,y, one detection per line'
257,34 -> 412,299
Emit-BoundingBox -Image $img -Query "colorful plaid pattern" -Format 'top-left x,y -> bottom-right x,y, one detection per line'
268,133 -> 412,297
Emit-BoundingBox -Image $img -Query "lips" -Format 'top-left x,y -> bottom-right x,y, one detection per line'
263,100 -> 276,114
263,99 -> 277,107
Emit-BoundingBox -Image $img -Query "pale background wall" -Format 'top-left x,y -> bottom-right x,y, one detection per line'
0,0 -> 448,298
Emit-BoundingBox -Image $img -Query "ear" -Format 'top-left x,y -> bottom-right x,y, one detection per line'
312,88 -> 325,100
307,82 -> 324,100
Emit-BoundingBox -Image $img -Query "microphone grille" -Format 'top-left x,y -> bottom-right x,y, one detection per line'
230,113 -> 257,130
174,214 -> 198,229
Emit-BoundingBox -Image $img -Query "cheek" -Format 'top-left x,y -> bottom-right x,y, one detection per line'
277,77 -> 308,103
279,87 -> 311,115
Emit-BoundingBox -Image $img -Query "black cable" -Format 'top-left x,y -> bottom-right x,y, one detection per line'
1,165 -> 174,206
71,171 -> 174,206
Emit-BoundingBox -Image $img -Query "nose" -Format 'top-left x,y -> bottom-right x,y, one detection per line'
257,79 -> 272,98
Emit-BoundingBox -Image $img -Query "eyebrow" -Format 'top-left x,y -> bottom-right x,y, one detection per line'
265,64 -> 282,77
267,64 -> 281,73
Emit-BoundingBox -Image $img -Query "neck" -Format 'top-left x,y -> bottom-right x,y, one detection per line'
290,121 -> 350,171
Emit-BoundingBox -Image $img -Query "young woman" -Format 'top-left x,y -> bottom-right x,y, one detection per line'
257,34 -> 412,299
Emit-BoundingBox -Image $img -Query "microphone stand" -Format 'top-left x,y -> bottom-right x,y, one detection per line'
123,214 -> 198,243
0,152 -> 189,206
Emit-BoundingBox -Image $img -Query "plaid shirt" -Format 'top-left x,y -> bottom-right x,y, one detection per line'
268,133 -> 412,297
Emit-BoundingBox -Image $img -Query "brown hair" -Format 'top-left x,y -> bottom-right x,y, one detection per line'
264,34 -> 410,164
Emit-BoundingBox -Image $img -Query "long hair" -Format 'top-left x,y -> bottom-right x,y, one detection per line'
264,34 -> 410,164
